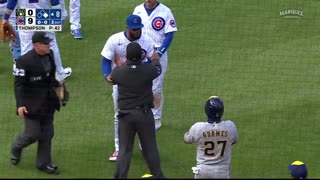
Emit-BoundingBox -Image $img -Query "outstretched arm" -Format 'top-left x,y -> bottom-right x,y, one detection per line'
156,32 -> 174,58
101,56 -> 113,84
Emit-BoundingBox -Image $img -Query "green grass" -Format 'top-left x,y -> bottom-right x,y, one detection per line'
1,0 -> 320,178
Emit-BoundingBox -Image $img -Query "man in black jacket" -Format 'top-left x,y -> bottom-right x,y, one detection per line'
11,31 -> 61,175
111,42 -> 165,178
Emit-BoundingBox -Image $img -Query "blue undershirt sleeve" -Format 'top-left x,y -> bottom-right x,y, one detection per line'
6,0 -> 17,11
156,32 -> 174,58
101,57 -> 112,78
50,0 -> 60,6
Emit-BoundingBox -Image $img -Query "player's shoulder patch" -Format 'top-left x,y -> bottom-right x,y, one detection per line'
151,17 -> 165,31
170,19 -> 176,28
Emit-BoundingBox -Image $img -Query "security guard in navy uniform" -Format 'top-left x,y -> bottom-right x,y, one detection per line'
110,42 -> 165,178
11,31 -> 61,175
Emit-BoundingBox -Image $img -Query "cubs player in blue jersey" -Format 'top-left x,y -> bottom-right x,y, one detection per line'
0,0 -> 21,61
101,14 -> 158,161
1,0 -> 72,82
184,96 -> 238,179
133,0 -> 178,130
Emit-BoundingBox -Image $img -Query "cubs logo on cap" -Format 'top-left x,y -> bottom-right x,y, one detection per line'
126,15 -> 144,29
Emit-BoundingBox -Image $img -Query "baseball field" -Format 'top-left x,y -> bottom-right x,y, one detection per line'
0,0 -> 319,178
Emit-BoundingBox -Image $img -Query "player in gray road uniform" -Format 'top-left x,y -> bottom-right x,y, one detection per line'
184,96 -> 238,179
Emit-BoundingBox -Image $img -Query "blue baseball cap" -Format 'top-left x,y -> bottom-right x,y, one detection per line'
126,15 -> 144,29
288,161 -> 308,179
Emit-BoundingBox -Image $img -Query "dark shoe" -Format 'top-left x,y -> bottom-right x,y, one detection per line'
10,156 -> 20,165
10,148 -> 22,165
38,164 -> 60,175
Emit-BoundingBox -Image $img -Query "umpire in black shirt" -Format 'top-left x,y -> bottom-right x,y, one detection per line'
11,31 -> 61,175
111,42 -> 165,178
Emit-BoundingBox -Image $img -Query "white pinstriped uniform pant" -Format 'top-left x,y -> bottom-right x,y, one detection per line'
60,0 -> 81,30
112,85 -> 120,151
152,51 -> 167,120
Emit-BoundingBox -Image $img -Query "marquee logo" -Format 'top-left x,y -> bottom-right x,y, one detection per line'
280,9 -> 303,18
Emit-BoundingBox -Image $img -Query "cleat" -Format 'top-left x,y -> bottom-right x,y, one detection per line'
63,67 -> 72,75
109,151 -> 118,161
55,67 -> 72,82
71,29 -> 83,39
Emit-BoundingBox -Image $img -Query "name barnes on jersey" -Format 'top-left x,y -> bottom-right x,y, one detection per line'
202,130 -> 229,138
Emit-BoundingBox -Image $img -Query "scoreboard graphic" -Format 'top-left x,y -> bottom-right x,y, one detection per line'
15,8 -> 62,31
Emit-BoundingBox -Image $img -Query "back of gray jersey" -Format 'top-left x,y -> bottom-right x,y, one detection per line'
184,120 -> 238,166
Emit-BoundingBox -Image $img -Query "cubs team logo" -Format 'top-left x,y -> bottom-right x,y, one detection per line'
151,17 -> 165,31
133,18 -> 139,24
16,16 -> 25,25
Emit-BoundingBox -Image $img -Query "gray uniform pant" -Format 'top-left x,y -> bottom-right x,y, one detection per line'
12,114 -> 54,168
114,107 -> 164,179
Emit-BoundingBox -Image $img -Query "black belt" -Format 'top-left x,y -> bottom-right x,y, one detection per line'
0,0 -> 7,4
121,104 -> 154,110
120,105 -> 153,114
135,104 -> 154,109
135,105 -> 153,114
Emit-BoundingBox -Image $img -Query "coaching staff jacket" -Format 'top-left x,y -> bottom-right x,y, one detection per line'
110,60 -> 162,110
14,49 -> 61,117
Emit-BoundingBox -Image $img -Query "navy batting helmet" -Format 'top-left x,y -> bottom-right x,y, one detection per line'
205,96 -> 224,123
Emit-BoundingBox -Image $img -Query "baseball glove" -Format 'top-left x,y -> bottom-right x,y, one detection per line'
0,23 -> 16,43
55,83 -> 70,106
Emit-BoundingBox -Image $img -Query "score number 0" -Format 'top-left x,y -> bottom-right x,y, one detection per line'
26,8 -> 36,25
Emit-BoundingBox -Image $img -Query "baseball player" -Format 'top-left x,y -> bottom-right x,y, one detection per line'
100,14 -> 158,161
133,0 -> 178,130
184,96 -> 238,179
2,0 -> 72,82
0,0 -> 21,61
60,0 -> 83,39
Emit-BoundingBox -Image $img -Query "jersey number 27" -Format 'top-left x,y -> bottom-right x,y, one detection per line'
204,140 -> 227,157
